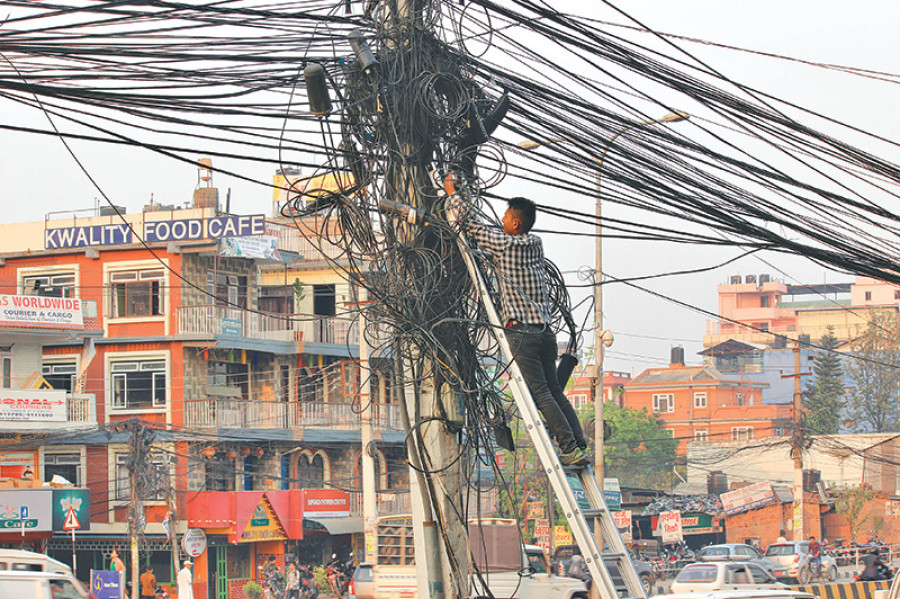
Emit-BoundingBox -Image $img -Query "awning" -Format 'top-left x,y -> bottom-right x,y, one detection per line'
303,517 -> 364,535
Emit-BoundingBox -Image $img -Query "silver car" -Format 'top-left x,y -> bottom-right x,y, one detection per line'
698,544 -> 777,573
764,542 -> 838,583
349,562 -> 375,599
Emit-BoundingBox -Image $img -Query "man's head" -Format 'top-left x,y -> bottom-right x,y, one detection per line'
503,197 -> 536,235
145,566 -> 153,573
184,560 -> 192,568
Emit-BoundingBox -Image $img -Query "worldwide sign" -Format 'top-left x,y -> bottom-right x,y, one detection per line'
44,214 -> 267,249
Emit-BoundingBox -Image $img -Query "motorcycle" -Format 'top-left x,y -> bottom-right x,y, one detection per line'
325,555 -> 349,597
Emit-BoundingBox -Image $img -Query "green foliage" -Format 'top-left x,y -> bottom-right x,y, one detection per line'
293,278 -> 307,306
313,565 -> 329,592
583,403 -> 679,489
243,581 -> 264,599
844,311 -> 900,432
804,327 -> 845,435
831,484 -> 875,540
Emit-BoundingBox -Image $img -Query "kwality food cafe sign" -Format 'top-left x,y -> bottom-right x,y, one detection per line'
0,295 -> 83,329
44,214 -> 266,249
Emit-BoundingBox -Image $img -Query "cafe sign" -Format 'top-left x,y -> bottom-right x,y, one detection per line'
240,496 -> 286,543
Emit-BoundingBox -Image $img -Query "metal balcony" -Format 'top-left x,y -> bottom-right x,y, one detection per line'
176,305 -> 359,345
184,399 -> 402,431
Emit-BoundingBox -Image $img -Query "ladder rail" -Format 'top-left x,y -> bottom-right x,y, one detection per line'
433,171 -> 646,599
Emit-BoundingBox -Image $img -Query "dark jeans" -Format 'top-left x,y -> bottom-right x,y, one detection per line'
507,323 -> 587,453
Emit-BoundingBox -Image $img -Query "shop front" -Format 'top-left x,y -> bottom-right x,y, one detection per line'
187,488 -> 358,599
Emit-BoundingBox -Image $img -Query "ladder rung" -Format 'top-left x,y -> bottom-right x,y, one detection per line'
580,508 -> 604,518
600,553 -> 628,560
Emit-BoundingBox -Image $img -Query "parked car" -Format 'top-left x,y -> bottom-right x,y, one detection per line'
764,542 -> 838,583
0,550 -> 73,575
670,561 -> 786,594
698,544 -> 777,572
659,590 -> 816,599
551,544 -> 657,594
349,562 -> 375,599
0,570 -> 88,598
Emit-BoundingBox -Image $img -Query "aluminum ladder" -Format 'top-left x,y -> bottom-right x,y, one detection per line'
433,170 -> 647,599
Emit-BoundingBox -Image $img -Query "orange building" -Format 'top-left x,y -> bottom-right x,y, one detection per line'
624,349 -> 790,453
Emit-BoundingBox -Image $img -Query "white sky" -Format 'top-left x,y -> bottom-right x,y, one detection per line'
1,1 -> 898,373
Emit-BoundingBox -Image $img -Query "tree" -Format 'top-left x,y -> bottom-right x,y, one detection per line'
583,403 -> 679,489
844,310 -> 900,432
831,484 -> 875,542
804,326 -> 845,435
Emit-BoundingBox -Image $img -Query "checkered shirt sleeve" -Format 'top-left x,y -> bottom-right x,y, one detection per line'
462,219 -> 552,326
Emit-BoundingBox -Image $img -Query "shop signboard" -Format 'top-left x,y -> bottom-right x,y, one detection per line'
720,481 -> 776,515
240,496 -> 286,543
533,518 -> 550,550
0,489 -> 52,531
219,235 -> 281,261
554,525 -> 572,546
91,570 -> 125,599
613,510 -> 632,543
0,295 -> 83,329
182,528 -> 208,557
45,214 -> 266,249
604,478 -> 621,510
0,389 -> 67,423
52,488 -> 90,531
301,489 -> 350,518
658,510 -> 683,543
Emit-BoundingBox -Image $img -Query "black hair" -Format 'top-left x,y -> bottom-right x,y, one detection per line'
507,197 -> 536,233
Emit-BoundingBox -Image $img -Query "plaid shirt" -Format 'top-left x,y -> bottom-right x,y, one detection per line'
462,219 -> 552,326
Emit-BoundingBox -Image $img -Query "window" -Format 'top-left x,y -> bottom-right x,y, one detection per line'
297,453 -> 325,488
569,393 -> 588,410
42,362 -> 77,392
865,291 -> 873,301
22,273 -> 75,298
652,393 -> 674,413
760,296 -> 770,308
731,426 -> 754,441
207,361 -> 248,399
205,455 -> 234,492
1,355 -> 10,388
313,284 -> 336,317
111,360 -> 166,409
115,453 -> 166,501
895,290 -> 900,300
207,271 -> 248,308
694,429 -> 708,442
736,392 -> 747,406
43,452 -> 81,486
111,269 -> 164,317
694,392 -> 707,409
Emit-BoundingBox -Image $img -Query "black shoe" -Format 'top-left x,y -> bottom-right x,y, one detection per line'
560,448 -> 590,467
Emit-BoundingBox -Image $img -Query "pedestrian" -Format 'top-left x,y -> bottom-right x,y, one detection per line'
776,530 -> 787,544
140,566 -> 157,598
808,535 -> 822,581
565,546 -> 591,589
285,562 -> 301,599
449,188 -> 589,466
110,550 -> 126,573
177,560 -> 193,599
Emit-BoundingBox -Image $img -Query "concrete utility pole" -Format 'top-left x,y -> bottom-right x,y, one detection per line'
358,287 -> 378,562
792,342 -> 804,541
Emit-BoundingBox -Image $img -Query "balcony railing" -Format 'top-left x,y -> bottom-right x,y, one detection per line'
176,305 -> 358,345
184,399 -> 402,431
277,228 -> 349,262
67,393 -> 96,423
349,492 -> 412,517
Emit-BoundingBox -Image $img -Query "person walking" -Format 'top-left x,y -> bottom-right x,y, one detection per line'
140,566 -> 157,598
285,562 -> 301,599
177,560 -> 193,599
449,189 -> 589,466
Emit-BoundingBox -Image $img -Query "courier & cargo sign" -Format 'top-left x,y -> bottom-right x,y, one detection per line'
0,295 -> 83,329
45,214 -> 266,249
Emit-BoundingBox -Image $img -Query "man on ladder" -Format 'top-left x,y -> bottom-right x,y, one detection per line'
446,179 -> 589,467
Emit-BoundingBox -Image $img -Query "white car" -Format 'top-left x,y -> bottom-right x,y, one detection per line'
670,561 -> 787,594
764,542 -> 838,583
0,570 -> 88,598
659,591 -> 816,599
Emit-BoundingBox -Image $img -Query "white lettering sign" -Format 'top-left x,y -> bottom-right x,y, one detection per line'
0,390 -> 67,422
0,295 -> 83,329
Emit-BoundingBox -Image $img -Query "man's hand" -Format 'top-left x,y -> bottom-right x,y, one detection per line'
442,172 -> 462,225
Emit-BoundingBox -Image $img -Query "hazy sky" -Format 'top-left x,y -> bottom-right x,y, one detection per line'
1,1 -> 898,373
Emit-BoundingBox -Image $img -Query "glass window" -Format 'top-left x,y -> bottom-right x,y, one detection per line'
44,453 -> 81,486
1,356 -> 11,388
42,362 -> 78,392
110,360 -> 166,410
694,429 -> 708,442
694,392 -> 707,408
676,565 -> 717,582
652,393 -> 674,413
747,563 -> 771,583
49,578 -> 85,599
110,269 -> 164,317
731,427 -> 754,441
22,273 -> 76,298
115,453 -> 166,501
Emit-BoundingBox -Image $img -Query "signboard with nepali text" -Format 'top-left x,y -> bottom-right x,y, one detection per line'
658,510 -> 683,543
720,481 -> 776,515
0,295 -> 83,329
0,389 -> 67,422
613,510 -> 633,543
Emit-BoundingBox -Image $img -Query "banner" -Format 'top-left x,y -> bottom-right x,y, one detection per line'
720,481 -> 776,515
658,510 -> 683,543
613,510 -> 633,543
301,489 -> 350,518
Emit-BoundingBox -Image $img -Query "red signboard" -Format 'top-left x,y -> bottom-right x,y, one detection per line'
301,489 -> 350,518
